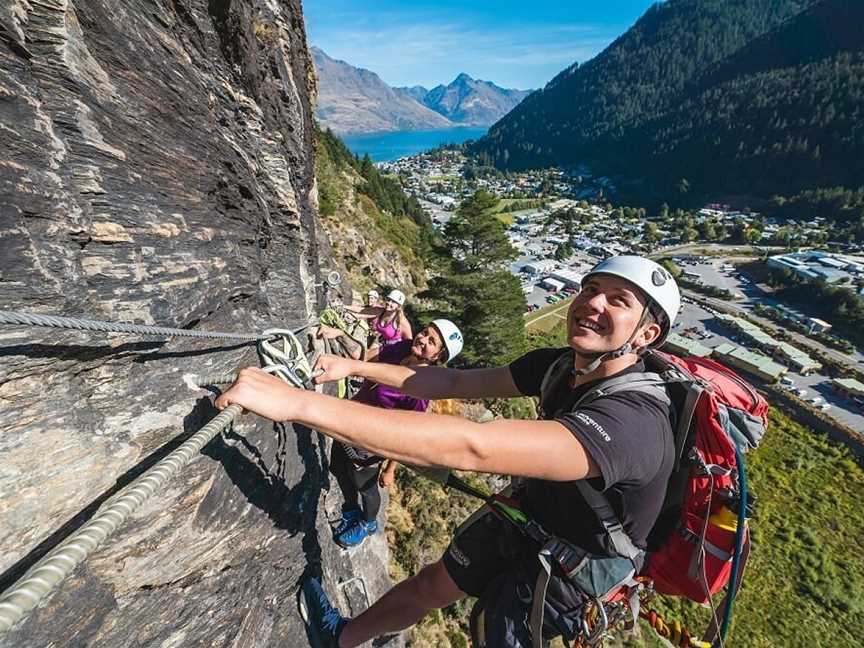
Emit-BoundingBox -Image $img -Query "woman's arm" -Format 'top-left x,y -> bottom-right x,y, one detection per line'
345,305 -> 382,319
313,355 -> 523,399
214,368 -> 599,482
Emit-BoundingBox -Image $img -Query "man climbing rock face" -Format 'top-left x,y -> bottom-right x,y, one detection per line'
216,255 -> 680,647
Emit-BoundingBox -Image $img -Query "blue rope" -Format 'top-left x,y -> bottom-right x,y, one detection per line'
719,445 -> 748,642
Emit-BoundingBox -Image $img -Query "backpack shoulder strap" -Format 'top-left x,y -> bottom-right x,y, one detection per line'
573,480 -> 644,563
574,372 -> 671,409
540,352 -> 673,417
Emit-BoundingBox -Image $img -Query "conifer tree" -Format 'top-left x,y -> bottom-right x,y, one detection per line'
421,190 -> 526,366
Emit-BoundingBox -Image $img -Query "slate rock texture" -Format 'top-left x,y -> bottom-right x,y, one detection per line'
0,1 -> 398,645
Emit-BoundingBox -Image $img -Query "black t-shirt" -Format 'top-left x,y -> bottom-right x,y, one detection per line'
508,347 -> 675,553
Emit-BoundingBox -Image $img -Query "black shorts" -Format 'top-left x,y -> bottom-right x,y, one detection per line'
442,505 -> 533,597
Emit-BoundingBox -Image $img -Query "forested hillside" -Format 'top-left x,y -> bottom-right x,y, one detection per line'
632,0 -> 864,202
470,0 -> 864,206
314,125 -> 435,290
472,0 -> 811,171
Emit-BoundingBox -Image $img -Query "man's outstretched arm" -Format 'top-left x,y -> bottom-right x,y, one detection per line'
215,367 -> 599,482
313,354 -> 523,400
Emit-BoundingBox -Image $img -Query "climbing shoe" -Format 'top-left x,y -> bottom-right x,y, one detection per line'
300,577 -> 347,647
333,508 -> 362,538
335,518 -> 377,549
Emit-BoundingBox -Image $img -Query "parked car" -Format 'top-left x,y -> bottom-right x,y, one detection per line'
796,388 -> 808,398
780,376 -> 795,387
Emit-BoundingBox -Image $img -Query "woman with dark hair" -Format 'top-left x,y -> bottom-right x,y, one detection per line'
329,319 -> 464,548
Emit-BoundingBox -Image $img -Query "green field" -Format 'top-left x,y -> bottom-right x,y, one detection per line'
524,296 -> 575,331
483,197 -> 550,226
631,405 -> 864,648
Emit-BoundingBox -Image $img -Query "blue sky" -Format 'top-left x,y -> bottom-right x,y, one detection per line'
305,0 -> 657,90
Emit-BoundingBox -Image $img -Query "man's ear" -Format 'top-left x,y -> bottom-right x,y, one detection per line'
638,322 -> 662,348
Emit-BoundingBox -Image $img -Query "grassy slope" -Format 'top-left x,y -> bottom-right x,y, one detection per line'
314,128 -> 428,290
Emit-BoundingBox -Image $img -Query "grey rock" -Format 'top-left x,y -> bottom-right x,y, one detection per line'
0,1 -> 398,646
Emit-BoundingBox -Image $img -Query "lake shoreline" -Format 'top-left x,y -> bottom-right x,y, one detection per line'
341,126 -> 488,162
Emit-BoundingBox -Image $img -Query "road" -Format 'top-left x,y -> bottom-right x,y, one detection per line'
650,242 -> 785,259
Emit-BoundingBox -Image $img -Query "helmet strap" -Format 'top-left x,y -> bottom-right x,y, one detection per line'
571,305 -> 649,377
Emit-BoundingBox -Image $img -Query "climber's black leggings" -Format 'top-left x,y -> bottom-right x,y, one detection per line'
330,441 -> 382,522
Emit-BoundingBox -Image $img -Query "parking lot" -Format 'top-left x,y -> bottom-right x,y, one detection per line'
524,284 -> 578,311
675,298 -> 864,431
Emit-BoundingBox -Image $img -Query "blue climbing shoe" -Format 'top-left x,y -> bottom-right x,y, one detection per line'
332,508 -> 362,538
335,518 -> 378,549
300,577 -> 347,647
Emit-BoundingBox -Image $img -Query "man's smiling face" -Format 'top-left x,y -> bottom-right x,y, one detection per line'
566,273 -> 653,355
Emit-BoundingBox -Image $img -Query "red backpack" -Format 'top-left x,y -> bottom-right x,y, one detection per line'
639,351 -> 767,603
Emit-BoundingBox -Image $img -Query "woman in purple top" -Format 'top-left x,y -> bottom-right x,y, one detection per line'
354,289 -> 413,360
330,318 -> 464,549
316,289 -> 412,361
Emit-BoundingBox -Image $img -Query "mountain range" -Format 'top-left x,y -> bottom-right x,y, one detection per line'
471,0 -> 863,205
312,47 -> 530,134
396,73 -> 531,126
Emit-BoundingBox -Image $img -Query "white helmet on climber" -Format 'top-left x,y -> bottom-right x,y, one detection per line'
430,318 -> 463,363
570,255 -> 681,375
581,255 -> 680,346
387,289 -> 406,307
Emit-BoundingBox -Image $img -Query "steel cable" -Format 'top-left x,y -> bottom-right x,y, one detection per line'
0,310 -> 266,341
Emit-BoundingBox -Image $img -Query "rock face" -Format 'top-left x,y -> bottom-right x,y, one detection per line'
0,1 -> 397,646
312,47 -> 450,134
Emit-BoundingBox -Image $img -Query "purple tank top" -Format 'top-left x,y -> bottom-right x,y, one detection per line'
345,341 -> 429,466
373,313 -> 401,345
353,341 -> 429,413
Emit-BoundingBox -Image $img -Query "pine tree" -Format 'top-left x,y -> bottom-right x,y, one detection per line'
421,190 -> 526,366
443,190 -> 516,272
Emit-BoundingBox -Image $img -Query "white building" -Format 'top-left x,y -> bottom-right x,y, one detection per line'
541,278 -> 566,292
522,260 -> 557,275
550,269 -> 584,288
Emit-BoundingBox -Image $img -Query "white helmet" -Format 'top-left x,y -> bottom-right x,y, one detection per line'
430,318 -> 463,362
367,289 -> 380,301
581,255 -> 680,346
387,289 -> 406,307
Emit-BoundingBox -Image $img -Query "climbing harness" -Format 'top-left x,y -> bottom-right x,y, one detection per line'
441,474 -> 716,648
0,312 -> 321,636
0,310 -> 271,341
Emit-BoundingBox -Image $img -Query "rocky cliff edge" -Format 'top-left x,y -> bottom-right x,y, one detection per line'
0,1 -> 396,645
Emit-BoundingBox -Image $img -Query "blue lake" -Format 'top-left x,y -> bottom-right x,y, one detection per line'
341,126 -> 488,162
